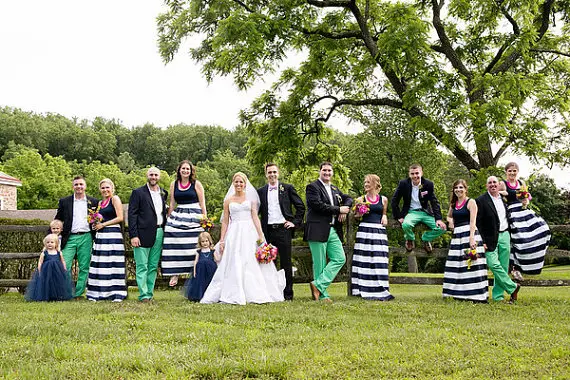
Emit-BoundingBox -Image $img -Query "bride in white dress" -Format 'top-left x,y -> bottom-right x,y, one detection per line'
201,172 -> 285,305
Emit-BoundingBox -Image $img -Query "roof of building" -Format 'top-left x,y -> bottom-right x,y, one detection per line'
0,172 -> 23,186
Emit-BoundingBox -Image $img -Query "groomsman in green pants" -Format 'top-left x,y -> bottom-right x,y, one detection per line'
128,167 -> 168,302
304,162 -> 352,303
391,164 -> 447,253
55,176 -> 99,298
476,176 -> 521,302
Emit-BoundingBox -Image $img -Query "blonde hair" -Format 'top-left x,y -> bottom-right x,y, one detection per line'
50,219 -> 63,230
99,178 -> 115,194
364,174 -> 382,192
232,171 -> 249,184
198,231 -> 215,250
43,234 -> 60,251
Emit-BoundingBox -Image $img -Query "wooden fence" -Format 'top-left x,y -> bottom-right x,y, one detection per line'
1,221 -> 569,292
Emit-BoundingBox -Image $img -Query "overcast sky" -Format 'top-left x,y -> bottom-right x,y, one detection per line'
0,1 -> 567,187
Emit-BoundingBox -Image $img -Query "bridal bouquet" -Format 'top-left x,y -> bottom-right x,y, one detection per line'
463,248 -> 479,270
516,185 -> 531,208
199,215 -> 215,231
352,198 -> 371,218
256,243 -> 278,264
86,206 -> 103,226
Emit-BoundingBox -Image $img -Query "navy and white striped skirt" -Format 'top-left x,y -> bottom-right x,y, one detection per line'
507,203 -> 550,274
442,224 -> 488,302
351,222 -> 394,301
161,202 -> 203,276
87,225 -> 127,301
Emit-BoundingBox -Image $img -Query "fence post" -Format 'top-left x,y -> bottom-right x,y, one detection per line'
346,215 -> 355,296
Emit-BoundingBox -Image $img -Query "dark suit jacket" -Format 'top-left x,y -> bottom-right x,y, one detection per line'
258,182 -> 306,238
476,192 -> 508,252
54,194 -> 99,249
128,185 -> 168,248
391,178 -> 442,221
304,180 -> 353,242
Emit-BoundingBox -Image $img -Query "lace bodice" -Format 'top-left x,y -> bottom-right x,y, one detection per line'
229,200 -> 254,222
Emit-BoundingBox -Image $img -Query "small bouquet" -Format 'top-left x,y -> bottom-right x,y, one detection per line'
199,215 -> 215,231
516,185 -> 531,208
255,242 -> 278,264
86,206 -> 103,226
463,248 -> 479,270
352,197 -> 371,218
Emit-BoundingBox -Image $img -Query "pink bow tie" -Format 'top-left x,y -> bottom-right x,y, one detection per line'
269,186 -> 277,191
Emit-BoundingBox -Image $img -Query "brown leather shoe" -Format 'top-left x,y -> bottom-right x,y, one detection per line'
509,284 -> 521,303
423,241 -> 433,253
309,282 -> 321,301
405,240 -> 415,252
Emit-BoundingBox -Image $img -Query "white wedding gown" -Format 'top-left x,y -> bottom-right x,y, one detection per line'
200,201 -> 285,305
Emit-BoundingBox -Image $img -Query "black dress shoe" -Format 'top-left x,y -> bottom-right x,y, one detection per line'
423,241 -> 433,253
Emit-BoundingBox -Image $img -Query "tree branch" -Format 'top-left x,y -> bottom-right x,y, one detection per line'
306,0 -> 352,7
494,140 -> 512,164
301,28 -> 364,40
495,0 -> 520,35
431,0 -> 472,81
231,0 -> 255,13
531,48 -> 570,58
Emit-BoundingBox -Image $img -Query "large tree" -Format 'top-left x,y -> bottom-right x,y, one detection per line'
157,0 -> 570,171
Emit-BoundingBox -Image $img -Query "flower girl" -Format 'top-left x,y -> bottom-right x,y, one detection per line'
25,234 -> 74,301
184,232 -> 219,301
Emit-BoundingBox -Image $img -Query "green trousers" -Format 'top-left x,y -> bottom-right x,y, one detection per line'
308,228 -> 346,300
134,228 -> 163,301
485,231 -> 517,301
402,210 -> 446,242
62,233 -> 93,297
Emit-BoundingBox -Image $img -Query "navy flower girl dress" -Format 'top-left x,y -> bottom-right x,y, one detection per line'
25,250 -> 74,301
184,249 -> 217,301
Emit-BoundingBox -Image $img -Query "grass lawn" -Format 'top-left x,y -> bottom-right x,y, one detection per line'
1,280 -> 569,380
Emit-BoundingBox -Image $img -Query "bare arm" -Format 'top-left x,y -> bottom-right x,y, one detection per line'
167,181 -> 176,217
381,196 -> 388,226
195,180 -> 207,217
218,199 -> 230,253
38,252 -> 45,271
467,199 -> 478,249
193,252 -> 199,276
446,206 -> 454,230
251,202 -> 264,242
59,251 -> 67,271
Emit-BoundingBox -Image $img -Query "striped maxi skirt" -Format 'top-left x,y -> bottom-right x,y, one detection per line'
507,202 -> 551,274
442,224 -> 488,302
161,202 -> 203,276
351,222 -> 394,301
86,224 -> 127,301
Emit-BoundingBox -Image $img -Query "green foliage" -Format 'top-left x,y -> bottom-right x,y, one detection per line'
1,285 -> 570,378
0,218 -> 48,226
158,0 -> 570,173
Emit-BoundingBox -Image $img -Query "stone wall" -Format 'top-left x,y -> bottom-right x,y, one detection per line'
0,184 -> 18,211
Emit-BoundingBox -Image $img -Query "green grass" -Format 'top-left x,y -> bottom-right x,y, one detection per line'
390,265 -> 570,280
1,284 -> 569,379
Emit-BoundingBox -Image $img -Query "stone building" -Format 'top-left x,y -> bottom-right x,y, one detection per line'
0,172 -> 22,210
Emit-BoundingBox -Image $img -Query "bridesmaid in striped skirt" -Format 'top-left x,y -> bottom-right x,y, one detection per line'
87,178 -> 127,302
162,160 -> 207,286
500,162 -> 550,279
351,174 -> 394,301
443,179 -> 488,302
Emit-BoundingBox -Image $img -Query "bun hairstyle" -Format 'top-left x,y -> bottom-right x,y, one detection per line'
364,174 -> 382,192
232,171 -> 249,184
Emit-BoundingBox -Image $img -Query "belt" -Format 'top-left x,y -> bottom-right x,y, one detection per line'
157,225 -> 163,228
71,231 -> 89,235
268,224 -> 285,229
499,229 -> 508,233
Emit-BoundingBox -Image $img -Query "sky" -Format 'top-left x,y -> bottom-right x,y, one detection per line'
0,1 -> 567,188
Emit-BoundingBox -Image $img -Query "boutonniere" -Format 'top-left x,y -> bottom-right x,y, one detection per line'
279,184 -> 284,192
87,199 -> 96,210
335,194 -> 342,204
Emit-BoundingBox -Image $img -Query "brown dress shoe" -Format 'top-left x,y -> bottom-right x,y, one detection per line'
309,282 -> 321,301
405,240 -> 415,252
509,284 -> 521,303
423,241 -> 433,253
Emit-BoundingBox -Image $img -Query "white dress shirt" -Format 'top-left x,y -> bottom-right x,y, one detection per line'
267,182 -> 286,225
71,196 -> 90,233
319,179 -> 335,224
410,182 -> 422,210
489,192 -> 508,232
148,185 -> 164,226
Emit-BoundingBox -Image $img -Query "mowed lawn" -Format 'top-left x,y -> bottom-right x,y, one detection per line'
1,276 -> 569,379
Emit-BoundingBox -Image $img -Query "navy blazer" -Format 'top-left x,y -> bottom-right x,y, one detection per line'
54,194 -> 99,249
391,178 -> 442,221
476,192 -> 509,252
128,185 -> 168,248
257,182 -> 305,237
304,180 -> 353,242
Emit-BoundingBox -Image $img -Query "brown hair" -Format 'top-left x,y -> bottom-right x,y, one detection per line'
409,163 -> 423,171
320,161 -> 333,170
176,160 -> 196,183
504,162 -> 519,171
364,174 -> 382,192
450,179 -> 468,206
265,162 -> 278,171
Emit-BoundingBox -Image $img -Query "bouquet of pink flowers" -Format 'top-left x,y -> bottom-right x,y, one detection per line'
86,206 -> 103,225
255,242 -> 278,264
199,216 -> 215,231
352,198 -> 371,218
463,248 -> 479,270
